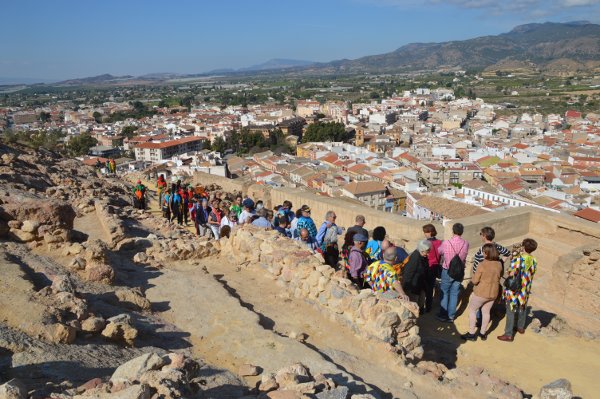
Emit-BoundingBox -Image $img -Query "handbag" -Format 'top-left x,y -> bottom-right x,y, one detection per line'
503,264 -> 522,292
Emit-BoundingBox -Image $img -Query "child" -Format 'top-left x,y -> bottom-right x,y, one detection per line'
497,238 -> 538,342
460,243 -> 503,341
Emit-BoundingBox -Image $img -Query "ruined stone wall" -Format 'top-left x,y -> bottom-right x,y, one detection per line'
220,226 -> 424,361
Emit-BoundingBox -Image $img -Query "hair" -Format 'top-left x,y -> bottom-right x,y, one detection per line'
283,200 -> 293,208
372,226 -> 387,241
480,226 -> 495,241
296,209 -> 303,217
417,239 -> 432,252
383,247 -> 397,263
257,208 -> 267,218
221,207 -> 229,216
325,210 -> 335,220
278,215 -> 288,226
422,223 -> 437,236
452,223 -> 464,236
344,230 -> 357,246
220,225 -> 231,239
266,209 -> 274,221
482,243 -> 499,261
355,215 -> 365,224
236,195 -> 242,200
522,238 -> 538,254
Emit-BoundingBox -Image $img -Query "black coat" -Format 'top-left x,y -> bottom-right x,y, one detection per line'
402,249 -> 428,294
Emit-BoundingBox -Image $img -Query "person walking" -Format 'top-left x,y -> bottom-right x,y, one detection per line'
438,223 -> 469,322
316,210 -> 344,268
498,238 -> 538,342
461,243 -> 503,341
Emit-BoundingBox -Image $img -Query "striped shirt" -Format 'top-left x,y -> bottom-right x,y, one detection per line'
472,243 -> 511,274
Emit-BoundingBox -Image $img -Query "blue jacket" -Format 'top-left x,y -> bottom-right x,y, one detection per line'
196,205 -> 211,224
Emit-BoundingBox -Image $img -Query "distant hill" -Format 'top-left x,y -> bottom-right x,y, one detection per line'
239,58 -> 315,72
56,74 -> 134,86
311,21 -> 600,73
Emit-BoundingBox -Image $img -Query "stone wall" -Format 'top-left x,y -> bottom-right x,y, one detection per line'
220,225 -> 424,362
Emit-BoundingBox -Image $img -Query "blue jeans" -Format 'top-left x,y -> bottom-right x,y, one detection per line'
439,268 -> 461,320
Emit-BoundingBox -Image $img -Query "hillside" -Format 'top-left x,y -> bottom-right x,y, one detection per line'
314,21 -> 600,73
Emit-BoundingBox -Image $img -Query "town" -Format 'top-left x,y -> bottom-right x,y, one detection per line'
2,71 -> 599,225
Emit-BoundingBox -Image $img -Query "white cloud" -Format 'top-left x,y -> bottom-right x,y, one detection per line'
362,0 -> 600,13
562,0 -> 599,6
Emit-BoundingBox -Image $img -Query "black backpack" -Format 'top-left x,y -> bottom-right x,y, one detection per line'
447,241 -> 466,281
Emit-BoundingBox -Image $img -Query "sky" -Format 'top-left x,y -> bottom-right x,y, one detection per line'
1,0 -> 599,81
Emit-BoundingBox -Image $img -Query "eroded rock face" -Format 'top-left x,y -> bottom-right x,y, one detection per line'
0,379 -> 27,399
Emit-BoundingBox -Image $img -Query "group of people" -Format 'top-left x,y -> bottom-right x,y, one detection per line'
149,175 -> 538,343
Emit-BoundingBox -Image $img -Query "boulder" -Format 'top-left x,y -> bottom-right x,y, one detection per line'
133,252 -> 148,263
75,384 -> 152,399
259,374 -> 279,392
51,274 -> 76,294
8,228 -> 37,243
139,368 -> 188,398
265,391 -> 305,399
316,386 -> 349,399
81,316 -> 106,333
275,363 -> 311,388
49,323 -> 77,344
115,288 -> 151,311
85,262 -> 115,285
21,220 -> 40,233
539,379 -> 572,399
239,364 -> 261,377
0,378 -> 27,399
2,196 -> 76,230
111,353 -> 166,382
101,314 -> 138,346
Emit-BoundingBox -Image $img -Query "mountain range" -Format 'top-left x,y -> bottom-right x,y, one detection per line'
7,21 -> 600,87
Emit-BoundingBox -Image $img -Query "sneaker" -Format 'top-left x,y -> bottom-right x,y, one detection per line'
479,333 -> 487,341
460,332 -> 477,341
497,335 -> 514,342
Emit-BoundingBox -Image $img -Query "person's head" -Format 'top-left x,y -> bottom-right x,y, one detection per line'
482,243 -> 499,261
301,205 -> 311,218
417,239 -> 432,257
230,213 -> 238,224
257,208 -> 267,219
452,223 -> 464,236
372,226 -> 387,241
242,198 -> 255,210
201,198 -> 208,208
235,196 -> 242,205
215,191 -> 222,198
522,238 -> 538,254
221,206 -> 230,216
136,180 -> 141,184
353,233 -> 368,249
325,210 -> 336,223
256,200 -> 264,211
220,225 -> 231,239
383,247 -> 397,263
381,239 -> 393,251
283,200 -> 293,210
266,209 -> 274,221
278,215 -> 289,227
480,226 -> 495,242
159,174 -> 164,180
422,223 -> 437,238
300,228 -> 309,241
296,208 -> 303,218
355,215 -> 366,227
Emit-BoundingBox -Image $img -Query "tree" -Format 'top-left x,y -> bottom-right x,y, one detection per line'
211,136 -> 227,154
40,111 -> 51,123
121,125 -> 138,139
93,111 -> 102,123
67,134 -> 98,156
302,122 -> 349,143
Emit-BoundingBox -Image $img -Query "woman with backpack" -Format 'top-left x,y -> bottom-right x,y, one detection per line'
365,226 -> 387,262
460,243 -> 502,341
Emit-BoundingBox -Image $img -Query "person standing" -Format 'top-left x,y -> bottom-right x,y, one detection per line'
239,198 -> 256,225
297,228 -> 318,253
472,227 -> 511,275
296,205 -> 317,239
195,198 -> 212,237
347,215 -> 368,239
438,223 -> 469,322
365,226 -> 387,262
422,224 -> 442,313
401,240 -> 431,309
461,243 -> 503,341
316,210 -> 344,268
347,233 -> 369,288
157,174 -> 167,209
208,199 -> 223,239
498,238 -> 538,342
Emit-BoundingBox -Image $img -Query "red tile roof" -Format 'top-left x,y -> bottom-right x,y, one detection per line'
573,207 -> 600,223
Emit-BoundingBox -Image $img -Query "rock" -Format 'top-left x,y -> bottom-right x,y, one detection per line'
530,318 -> 542,333
77,377 -> 103,393
21,220 -> 40,233
81,316 -> 106,333
139,369 -> 188,398
50,323 -> 77,344
51,274 -> 76,294
375,312 -> 400,329
316,386 -> 349,399
275,363 -> 311,388
2,197 -> 76,230
69,256 -> 86,270
239,364 -> 261,376
115,288 -> 151,311
133,252 -> 148,263
259,374 -> 279,392
0,378 -> 27,399
53,291 -> 89,320
81,384 -> 152,399
265,391 -> 305,399
350,395 -> 377,399
539,379 -> 572,399
8,228 -> 37,243
101,314 -> 138,346
85,262 -> 115,284
111,353 -> 166,382
7,220 -> 22,229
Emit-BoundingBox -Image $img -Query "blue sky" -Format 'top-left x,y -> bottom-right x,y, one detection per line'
1,0 -> 599,81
